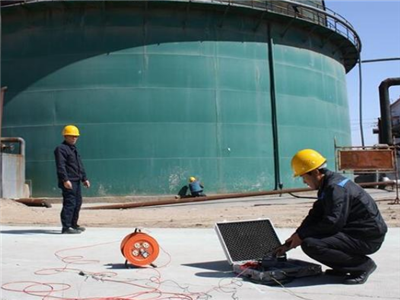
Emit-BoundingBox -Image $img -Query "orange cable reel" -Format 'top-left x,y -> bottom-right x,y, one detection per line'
120,229 -> 160,268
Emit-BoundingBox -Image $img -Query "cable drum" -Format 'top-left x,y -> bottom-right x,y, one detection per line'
120,230 -> 159,267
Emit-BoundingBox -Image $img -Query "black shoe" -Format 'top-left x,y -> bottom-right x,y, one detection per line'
343,262 -> 377,285
325,269 -> 348,276
72,225 -> 86,232
62,227 -> 81,234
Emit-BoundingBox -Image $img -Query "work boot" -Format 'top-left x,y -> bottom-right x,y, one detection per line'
325,269 -> 348,276
343,262 -> 377,285
72,225 -> 86,232
62,227 -> 81,234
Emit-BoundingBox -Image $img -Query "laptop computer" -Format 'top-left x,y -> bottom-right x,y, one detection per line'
214,218 -> 322,285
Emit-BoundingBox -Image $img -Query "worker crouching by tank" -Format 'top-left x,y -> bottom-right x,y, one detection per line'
188,177 -> 206,197
54,125 -> 90,234
275,149 -> 387,285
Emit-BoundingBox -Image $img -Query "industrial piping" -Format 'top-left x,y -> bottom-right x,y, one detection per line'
0,87 -> 7,140
15,198 -> 52,208
0,137 -> 27,199
85,180 -> 395,210
379,78 -> 400,145
0,137 -> 26,156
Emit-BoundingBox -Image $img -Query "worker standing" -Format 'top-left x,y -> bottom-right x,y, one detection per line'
54,125 -> 90,234
188,177 -> 206,197
275,149 -> 387,284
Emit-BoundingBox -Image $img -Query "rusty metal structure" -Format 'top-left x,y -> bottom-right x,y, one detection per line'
0,137 -> 29,198
335,143 -> 399,204
15,198 -> 52,207
85,180 -> 396,210
337,148 -> 395,172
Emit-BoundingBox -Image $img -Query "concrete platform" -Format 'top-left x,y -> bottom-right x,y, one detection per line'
1,226 -> 399,300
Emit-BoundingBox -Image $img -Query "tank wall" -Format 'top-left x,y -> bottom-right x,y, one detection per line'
2,2 -> 350,196
271,24 -> 350,187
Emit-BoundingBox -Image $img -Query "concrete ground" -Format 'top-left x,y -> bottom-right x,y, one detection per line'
1,225 -> 399,300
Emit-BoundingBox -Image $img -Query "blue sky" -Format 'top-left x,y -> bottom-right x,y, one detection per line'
326,0 -> 400,146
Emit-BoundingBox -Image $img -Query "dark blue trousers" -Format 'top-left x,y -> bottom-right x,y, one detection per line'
191,191 -> 205,197
301,232 -> 384,273
60,181 -> 82,230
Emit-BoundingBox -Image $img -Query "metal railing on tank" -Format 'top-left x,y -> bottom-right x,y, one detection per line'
198,0 -> 361,53
1,0 -> 361,54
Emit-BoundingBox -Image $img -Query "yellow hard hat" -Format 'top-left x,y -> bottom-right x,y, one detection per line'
62,125 -> 80,136
291,149 -> 326,177
189,176 -> 196,182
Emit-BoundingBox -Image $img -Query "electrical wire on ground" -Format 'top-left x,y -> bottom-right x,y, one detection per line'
235,264 -> 318,300
288,193 -> 318,199
1,239 -> 243,300
270,277 -> 315,300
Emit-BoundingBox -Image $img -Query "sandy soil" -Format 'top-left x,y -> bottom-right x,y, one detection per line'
1,192 -> 399,229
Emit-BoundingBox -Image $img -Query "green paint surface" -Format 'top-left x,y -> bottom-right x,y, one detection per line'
2,1 -> 352,196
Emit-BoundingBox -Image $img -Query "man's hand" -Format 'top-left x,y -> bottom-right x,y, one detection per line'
287,233 -> 302,249
83,180 -> 91,188
274,233 -> 303,256
274,242 -> 290,257
63,180 -> 73,189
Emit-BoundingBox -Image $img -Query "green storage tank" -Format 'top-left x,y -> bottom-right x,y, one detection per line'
1,0 -> 360,197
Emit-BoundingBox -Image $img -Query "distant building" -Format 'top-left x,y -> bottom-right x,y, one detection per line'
389,97 -> 400,180
391,97 -> 400,145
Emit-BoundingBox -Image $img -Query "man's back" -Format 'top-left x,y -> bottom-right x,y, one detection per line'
320,170 -> 387,239
189,180 -> 203,193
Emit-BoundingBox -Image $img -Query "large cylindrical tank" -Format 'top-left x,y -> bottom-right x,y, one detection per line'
1,1 -> 360,197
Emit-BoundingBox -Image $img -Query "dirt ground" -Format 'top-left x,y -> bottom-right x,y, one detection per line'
1,190 -> 399,229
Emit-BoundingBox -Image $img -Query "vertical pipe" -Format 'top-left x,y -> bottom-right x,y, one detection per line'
267,23 -> 282,190
379,80 -> 391,144
0,3 -> 2,141
0,87 -> 7,141
393,141 -> 399,204
0,3 -> 2,199
358,58 -> 365,147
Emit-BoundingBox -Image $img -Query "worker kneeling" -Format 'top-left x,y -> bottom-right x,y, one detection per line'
188,177 -> 206,197
275,149 -> 387,285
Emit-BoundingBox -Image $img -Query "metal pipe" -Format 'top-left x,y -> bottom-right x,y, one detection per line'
0,1 -> 2,140
85,181 -> 396,210
85,187 -> 312,210
358,58 -> 365,147
362,57 -> 400,64
0,87 -> 7,141
267,23 -> 282,190
15,198 -> 52,208
378,78 -> 400,145
0,137 -> 26,156
358,181 -> 395,188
